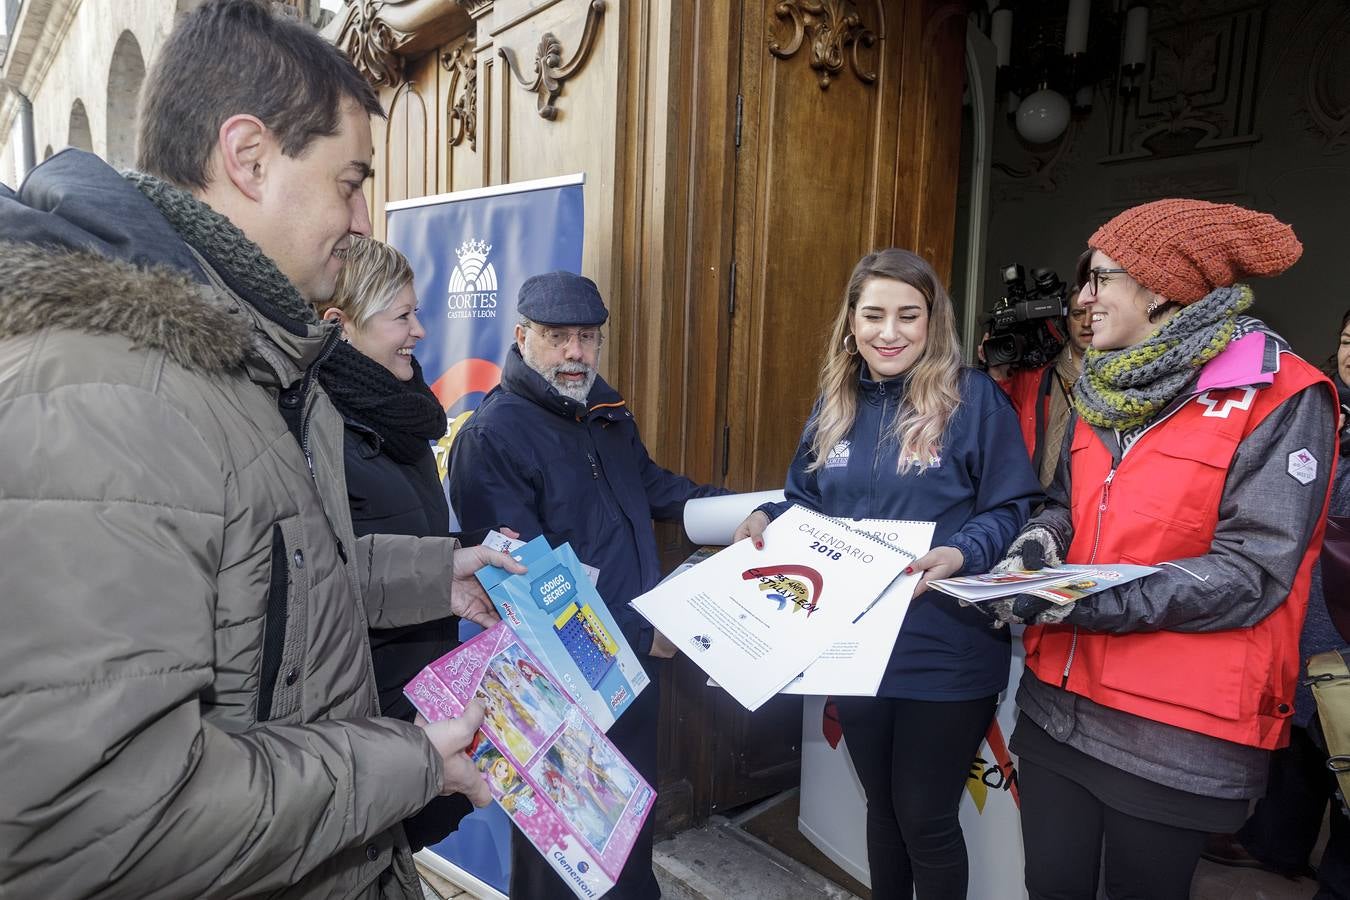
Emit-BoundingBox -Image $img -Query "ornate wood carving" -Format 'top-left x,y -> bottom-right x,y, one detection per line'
499,0 -> 607,120
333,1 -> 408,86
442,43 -> 478,151
766,0 -> 881,90
324,0 -> 468,87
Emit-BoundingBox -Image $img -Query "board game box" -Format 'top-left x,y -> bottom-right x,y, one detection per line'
476,536 -> 649,731
405,621 -> 655,900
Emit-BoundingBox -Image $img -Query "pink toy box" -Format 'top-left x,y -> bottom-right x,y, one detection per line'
405,621 -> 655,899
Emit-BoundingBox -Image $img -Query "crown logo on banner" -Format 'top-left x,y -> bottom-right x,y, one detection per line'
447,237 -> 500,304
456,239 -> 492,264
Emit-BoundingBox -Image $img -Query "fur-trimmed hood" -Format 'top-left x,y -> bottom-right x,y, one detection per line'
0,149 -> 325,374
0,240 -> 252,371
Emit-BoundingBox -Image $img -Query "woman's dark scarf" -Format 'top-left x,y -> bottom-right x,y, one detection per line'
320,344 -> 446,464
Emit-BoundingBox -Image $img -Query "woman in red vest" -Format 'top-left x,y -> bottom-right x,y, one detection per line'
987,200 -> 1337,899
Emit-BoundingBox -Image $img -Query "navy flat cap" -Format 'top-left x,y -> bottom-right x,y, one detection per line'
517,271 -> 609,326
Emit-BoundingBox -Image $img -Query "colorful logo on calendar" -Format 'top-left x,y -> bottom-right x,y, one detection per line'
742,564 -> 824,617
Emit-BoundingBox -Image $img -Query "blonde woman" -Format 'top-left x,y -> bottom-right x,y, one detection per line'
314,236 -> 471,850
734,248 -> 1040,899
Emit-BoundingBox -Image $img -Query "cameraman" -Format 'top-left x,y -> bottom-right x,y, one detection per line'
984,252 -> 1093,488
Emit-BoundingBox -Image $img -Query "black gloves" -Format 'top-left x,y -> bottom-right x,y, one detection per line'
986,593 -> 1077,626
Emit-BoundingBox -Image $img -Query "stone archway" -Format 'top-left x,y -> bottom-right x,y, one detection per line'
67,100 -> 93,152
106,31 -> 146,169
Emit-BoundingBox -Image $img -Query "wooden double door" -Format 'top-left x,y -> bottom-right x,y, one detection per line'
651,0 -> 968,833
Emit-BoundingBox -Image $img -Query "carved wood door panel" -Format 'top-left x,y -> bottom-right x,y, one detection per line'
383,78 -> 434,205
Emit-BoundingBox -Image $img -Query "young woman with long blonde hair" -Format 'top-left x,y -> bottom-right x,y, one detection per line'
735,248 -> 1040,899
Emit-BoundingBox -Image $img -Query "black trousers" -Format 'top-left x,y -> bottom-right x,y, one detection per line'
1239,725 -> 1350,899
509,663 -> 661,899
1019,756 -> 1207,900
835,694 -> 998,900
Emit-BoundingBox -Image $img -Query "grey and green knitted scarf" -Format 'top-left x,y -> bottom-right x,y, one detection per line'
1073,284 -> 1254,430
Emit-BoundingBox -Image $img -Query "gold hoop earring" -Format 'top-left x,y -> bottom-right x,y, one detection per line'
843,333 -> 859,355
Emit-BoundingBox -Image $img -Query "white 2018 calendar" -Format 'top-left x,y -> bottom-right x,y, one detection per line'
630,506 -> 919,710
782,518 -> 935,697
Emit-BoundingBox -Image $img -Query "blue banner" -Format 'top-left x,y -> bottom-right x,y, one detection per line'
385,175 -> 584,894
386,174 -> 585,424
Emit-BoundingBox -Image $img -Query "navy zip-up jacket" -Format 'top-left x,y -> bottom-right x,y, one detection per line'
763,367 -> 1041,699
448,346 -> 727,652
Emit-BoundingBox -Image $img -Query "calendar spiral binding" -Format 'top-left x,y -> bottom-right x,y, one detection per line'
794,506 -> 929,562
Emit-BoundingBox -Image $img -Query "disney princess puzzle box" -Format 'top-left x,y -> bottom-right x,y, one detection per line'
404,620 -> 655,899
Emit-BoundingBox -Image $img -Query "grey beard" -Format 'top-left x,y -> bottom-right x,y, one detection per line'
548,364 -> 596,402
521,341 -> 597,403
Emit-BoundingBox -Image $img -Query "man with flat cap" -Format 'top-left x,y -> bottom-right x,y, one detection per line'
449,271 -> 725,898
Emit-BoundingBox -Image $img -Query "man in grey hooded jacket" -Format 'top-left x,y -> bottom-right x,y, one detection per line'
0,2 -> 521,897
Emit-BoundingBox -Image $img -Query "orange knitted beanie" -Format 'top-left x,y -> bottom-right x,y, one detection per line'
1088,199 -> 1303,304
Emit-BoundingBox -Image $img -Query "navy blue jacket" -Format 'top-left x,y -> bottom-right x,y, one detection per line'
764,367 -> 1041,699
448,347 -> 726,652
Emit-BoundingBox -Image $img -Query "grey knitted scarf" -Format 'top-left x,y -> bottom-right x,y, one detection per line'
124,171 -> 320,329
124,171 -> 448,461
1072,284 -> 1254,430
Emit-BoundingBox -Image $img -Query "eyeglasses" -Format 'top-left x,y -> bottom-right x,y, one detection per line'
1083,267 -> 1128,297
526,323 -> 605,349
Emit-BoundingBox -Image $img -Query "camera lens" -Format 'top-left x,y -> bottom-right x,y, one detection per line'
984,334 -> 1020,367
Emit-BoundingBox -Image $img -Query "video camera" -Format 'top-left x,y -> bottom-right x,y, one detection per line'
982,264 -> 1068,370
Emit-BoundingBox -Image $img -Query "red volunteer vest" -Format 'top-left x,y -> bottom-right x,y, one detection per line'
999,365 -> 1048,463
1023,346 -> 1334,749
